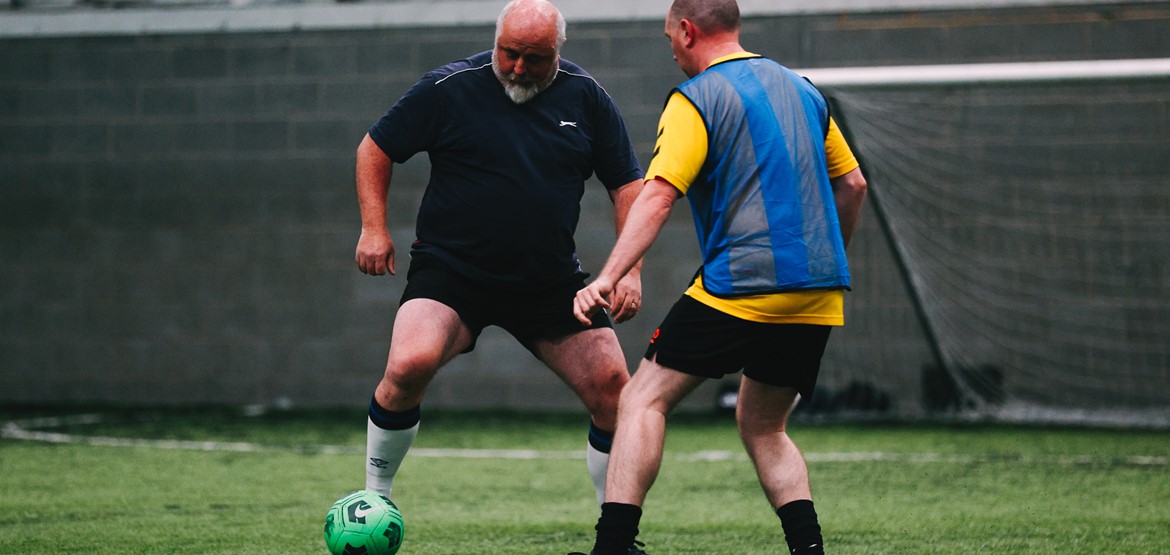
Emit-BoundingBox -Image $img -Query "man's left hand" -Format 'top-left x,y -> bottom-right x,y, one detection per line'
608,270 -> 642,324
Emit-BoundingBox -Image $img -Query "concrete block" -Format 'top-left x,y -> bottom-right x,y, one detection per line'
234,120 -> 289,151
112,123 -> 175,155
172,122 -> 235,154
293,119 -> 360,152
50,123 -> 107,156
1013,20 -> 1093,60
291,41 -> 358,76
173,45 -> 230,79
0,42 -> 52,82
47,40 -> 110,81
16,86 -> 79,120
106,46 -> 172,80
230,44 -> 293,77
142,84 -> 199,116
0,87 -> 18,118
351,32 -> 416,76
415,35 -> 493,70
197,82 -> 260,116
0,123 -> 52,157
259,82 -> 320,116
740,16 -> 807,66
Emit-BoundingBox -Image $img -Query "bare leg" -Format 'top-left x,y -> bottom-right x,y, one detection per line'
366,299 -> 472,496
604,357 -> 704,506
739,376 -> 825,555
374,299 -> 472,410
735,376 -> 810,508
534,327 -> 628,429
586,358 -> 703,554
535,327 -> 630,504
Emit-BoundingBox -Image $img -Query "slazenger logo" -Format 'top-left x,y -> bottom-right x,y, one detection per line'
559,121 -> 578,127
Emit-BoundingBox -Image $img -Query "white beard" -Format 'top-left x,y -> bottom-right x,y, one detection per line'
492,52 -> 558,105
501,80 -> 543,104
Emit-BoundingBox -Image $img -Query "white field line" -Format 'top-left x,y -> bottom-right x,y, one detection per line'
3,415 -> 1166,467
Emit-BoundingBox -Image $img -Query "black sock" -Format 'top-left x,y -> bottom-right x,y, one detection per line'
368,396 -> 421,430
776,499 -> 824,554
593,502 -> 642,555
588,421 -> 615,454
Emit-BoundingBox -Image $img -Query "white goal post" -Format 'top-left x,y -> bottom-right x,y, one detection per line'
797,57 -> 1170,87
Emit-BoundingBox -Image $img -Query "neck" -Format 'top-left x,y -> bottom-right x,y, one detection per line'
697,39 -> 744,71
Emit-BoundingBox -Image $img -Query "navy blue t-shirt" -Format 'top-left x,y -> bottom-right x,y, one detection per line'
368,51 -> 643,285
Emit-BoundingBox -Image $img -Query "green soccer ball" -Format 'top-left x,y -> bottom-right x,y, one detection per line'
323,490 -> 404,555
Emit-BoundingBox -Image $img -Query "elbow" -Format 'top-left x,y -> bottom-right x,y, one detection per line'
853,174 -> 868,200
357,134 -> 392,167
645,183 -> 681,217
357,133 -> 376,157
651,190 -> 677,212
847,169 -> 867,195
836,168 -> 867,200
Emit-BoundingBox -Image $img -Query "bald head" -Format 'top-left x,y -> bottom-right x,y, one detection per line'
663,0 -> 744,77
668,0 -> 740,34
496,0 -> 567,52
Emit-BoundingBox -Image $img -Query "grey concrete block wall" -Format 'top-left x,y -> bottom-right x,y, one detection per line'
2,1 -> 1168,413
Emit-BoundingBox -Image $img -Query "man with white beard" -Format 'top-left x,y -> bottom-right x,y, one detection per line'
352,0 -> 645,516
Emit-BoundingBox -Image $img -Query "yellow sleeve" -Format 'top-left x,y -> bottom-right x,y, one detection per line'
645,91 -> 707,195
825,117 -> 860,179
649,94 -> 858,186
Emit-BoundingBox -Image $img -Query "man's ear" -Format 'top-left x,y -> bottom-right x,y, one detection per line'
679,18 -> 698,47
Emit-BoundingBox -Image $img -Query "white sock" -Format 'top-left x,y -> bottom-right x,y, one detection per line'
586,441 -> 610,507
365,417 -> 418,498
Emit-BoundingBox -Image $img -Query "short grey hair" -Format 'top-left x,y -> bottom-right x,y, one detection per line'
669,0 -> 740,34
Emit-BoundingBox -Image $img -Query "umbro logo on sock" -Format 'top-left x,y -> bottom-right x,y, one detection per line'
559,121 -> 578,127
369,457 -> 390,469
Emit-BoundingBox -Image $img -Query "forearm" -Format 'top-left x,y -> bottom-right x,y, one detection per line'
608,179 -> 647,274
356,133 -> 393,231
831,167 -> 867,247
597,179 -> 679,284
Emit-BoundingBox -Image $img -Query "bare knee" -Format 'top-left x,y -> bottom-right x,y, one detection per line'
616,379 -> 673,426
737,408 -> 788,439
376,349 -> 443,409
736,379 -> 800,438
582,366 -> 629,429
614,360 -> 704,424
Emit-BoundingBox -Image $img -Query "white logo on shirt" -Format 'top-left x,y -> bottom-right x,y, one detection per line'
559,121 -> 578,128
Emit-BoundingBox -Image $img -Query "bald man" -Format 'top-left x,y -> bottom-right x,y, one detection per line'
353,0 -> 644,510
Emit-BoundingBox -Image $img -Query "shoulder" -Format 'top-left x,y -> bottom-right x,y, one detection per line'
685,55 -> 815,96
554,58 -> 608,93
555,57 -> 593,79
739,56 -> 819,93
426,50 -> 494,87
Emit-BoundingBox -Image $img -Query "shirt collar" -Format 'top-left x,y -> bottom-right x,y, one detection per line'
705,51 -> 759,70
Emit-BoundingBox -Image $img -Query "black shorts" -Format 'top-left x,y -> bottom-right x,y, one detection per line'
644,295 -> 832,399
400,257 -> 611,354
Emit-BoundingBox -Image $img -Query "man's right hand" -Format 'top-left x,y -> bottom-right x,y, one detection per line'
573,277 -> 615,326
355,228 -> 396,276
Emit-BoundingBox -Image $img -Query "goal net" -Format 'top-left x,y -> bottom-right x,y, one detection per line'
803,59 -> 1170,427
